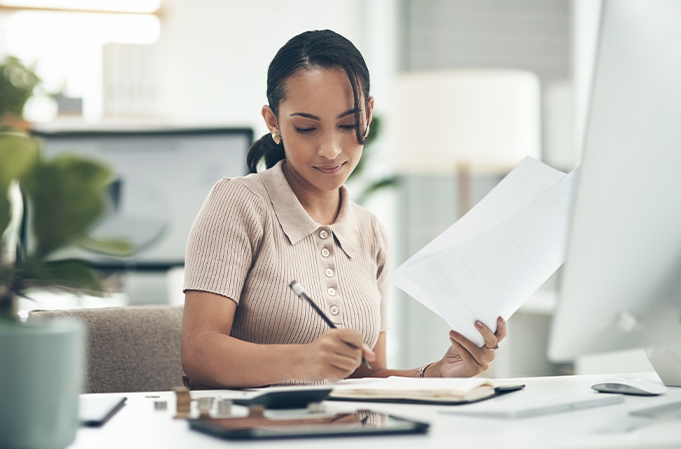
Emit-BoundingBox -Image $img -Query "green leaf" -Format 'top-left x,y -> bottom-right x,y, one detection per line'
0,264 -> 17,321
0,264 -> 15,286
0,132 -> 40,189
356,175 -> 399,205
76,235 -> 135,257
0,132 -> 38,236
0,56 -> 40,118
21,155 -> 112,258
365,115 -> 382,147
350,116 -> 382,181
17,257 -> 103,293
0,189 -> 9,238
51,154 -> 111,189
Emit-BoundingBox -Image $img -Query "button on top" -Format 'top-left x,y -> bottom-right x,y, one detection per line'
327,287 -> 336,296
330,305 -> 339,315
319,230 -> 329,239
325,268 -> 334,277
321,248 -> 330,257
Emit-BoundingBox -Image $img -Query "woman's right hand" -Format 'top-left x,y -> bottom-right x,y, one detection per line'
295,329 -> 376,381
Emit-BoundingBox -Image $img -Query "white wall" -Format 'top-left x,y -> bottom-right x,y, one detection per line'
154,0 -> 383,138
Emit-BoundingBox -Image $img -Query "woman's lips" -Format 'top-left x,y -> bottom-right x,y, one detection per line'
315,162 -> 345,174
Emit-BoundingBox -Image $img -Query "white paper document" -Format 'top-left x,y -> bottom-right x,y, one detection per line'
389,157 -> 579,347
333,376 -> 493,393
331,376 -> 497,402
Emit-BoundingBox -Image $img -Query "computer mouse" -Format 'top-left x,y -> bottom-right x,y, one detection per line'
591,377 -> 667,396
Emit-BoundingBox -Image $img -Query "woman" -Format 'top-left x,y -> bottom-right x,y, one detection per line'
181,29 -> 506,388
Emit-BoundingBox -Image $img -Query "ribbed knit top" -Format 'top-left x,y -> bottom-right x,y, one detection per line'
183,160 -> 390,359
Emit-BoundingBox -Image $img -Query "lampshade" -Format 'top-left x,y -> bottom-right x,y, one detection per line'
392,69 -> 541,173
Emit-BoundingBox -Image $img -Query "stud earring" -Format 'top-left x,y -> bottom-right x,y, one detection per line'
272,132 -> 281,145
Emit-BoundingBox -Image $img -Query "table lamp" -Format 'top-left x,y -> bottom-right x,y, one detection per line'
392,69 -> 541,214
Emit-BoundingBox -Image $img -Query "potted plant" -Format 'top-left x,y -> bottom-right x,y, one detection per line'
0,56 -> 40,131
0,60 -> 132,448
0,130 -> 134,448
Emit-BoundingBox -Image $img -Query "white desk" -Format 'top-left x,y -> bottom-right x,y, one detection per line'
69,372 -> 681,449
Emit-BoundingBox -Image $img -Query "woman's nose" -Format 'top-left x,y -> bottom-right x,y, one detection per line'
318,134 -> 342,160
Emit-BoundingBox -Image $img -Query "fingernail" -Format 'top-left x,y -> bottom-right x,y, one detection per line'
498,316 -> 505,324
475,321 -> 483,328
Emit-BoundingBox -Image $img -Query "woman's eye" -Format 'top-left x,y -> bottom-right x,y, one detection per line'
340,124 -> 356,131
294,126 -> 315,134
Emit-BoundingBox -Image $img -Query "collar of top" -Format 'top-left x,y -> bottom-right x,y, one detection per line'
260,160 -> 358,258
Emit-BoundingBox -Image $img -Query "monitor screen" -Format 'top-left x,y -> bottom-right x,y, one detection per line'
548,0 -> 681,361
30,127 -> 252,269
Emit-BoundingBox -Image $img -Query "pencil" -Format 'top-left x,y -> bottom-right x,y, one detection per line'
289,280 -> 371,369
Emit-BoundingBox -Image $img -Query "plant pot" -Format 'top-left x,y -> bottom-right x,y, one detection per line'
0,319 -> 85,449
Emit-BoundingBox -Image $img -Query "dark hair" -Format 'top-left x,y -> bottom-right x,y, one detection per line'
246,29 -> 371,173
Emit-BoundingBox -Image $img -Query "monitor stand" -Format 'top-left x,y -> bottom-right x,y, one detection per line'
621,340 -> 681,427
646,344 -> 681,387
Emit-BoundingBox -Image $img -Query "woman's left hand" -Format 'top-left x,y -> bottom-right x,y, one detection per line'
434,316 -> 507,378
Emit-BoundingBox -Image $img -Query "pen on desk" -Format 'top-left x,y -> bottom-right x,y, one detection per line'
289,280 -> 371,369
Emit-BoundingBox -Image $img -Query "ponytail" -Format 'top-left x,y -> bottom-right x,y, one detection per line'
246,132 -> 286,174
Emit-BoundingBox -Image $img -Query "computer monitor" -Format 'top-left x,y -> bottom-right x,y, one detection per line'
30,127 -> 252,269
549,0 -> 681,365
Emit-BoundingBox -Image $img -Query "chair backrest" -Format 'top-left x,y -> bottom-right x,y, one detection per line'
28,305 -> 184,393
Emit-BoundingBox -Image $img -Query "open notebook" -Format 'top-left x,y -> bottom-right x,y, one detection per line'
329,377 -> 523,405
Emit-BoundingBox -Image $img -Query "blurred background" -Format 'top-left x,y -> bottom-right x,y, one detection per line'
0,0 -> 651,377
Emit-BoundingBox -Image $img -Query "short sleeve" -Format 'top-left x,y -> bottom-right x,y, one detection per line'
375,219 -> 391,332
183,179 -> 265,304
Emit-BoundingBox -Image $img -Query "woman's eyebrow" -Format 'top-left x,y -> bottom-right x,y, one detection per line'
336,108 -> 358,119
290,112 -> 320,120
289,109 -> 358,120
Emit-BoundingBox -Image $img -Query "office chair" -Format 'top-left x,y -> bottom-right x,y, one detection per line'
28,305 -> 185,393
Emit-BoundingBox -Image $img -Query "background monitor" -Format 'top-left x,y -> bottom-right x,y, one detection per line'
548,0 -> 681,361
31,127 -> 252,270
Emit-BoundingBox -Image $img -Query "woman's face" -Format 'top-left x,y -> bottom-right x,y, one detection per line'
264,67 -> 373,193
